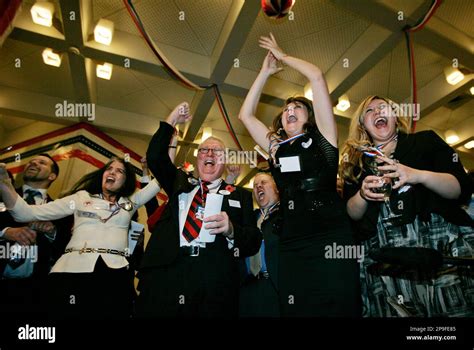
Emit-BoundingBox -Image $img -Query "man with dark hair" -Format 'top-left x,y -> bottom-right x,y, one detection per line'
37,153 -> 60,177
0,154 -> 71,319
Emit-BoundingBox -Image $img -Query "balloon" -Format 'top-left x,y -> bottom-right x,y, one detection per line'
261,0 -> 296,19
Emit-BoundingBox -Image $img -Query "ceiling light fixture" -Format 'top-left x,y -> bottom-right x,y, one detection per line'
42,48 -> 62,67
470,86 -> 474,95
94,18 -> 114,46
202,127 -> 212,141
464,140 -> 474,149
30,1 -> 55,27
444,66 -> 464,85
336,94 -> 350,112
445,130 -> 459,145
96,62 -> 113,80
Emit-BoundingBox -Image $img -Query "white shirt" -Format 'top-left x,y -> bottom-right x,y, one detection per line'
9,180 -> 161,273
178,178 -> 233,248
2,185 -> 50,279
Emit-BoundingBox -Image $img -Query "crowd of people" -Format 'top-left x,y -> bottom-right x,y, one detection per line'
0,34 -> 472,319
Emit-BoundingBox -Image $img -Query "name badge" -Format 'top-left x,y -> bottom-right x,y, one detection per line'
279,156 -> 301,173
228,199 -> 241,208
195,205 -> 205,220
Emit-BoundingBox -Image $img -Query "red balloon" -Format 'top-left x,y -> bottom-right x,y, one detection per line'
261,0 -> 295,19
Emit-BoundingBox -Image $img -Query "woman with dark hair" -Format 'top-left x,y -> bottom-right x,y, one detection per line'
340,95 -> 473,317
0,157 -> 161,319
239,34 -> 360,317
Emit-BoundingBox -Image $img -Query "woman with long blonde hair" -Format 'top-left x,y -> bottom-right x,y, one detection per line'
340,95 -> 473,317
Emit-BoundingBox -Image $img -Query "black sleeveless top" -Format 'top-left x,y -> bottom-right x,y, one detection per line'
270,131 -> 350,243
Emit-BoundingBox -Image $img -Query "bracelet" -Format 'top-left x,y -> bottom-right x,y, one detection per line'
168,146 -> 177,149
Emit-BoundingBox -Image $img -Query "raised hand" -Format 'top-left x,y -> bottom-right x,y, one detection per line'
225,164 -> 241,185
0,163 -> 10,183
260,51 -> 283,77
166,102 -> 192,127
140,157 -> 149,177
259,33 -> 286,61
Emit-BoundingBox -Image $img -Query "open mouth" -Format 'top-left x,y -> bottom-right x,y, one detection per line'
374,117 -> 388,129
26,167 -> 39,172
287,114 -> 297,124
105,176 -> 116,184
204,159 -> 215,167
257,190 -> 265,200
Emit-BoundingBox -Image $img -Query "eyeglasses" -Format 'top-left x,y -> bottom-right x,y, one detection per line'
198,148 -> 224,155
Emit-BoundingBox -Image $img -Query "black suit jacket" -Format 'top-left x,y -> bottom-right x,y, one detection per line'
141,121 -> 261,270
0,188 -> 72,279
239,208 -> 280,287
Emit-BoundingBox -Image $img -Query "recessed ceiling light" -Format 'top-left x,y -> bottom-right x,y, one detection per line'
336,94 -> 350,112
444,66 -> 464,85
31,1 -> 54,27
96,62 -> 113,80
445,130 -> 459,145
464,140 -> 474,149
94,18 -> 114,46
42,48 -> 62,67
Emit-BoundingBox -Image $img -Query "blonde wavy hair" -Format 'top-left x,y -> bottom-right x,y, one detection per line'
339,95 -> 411,184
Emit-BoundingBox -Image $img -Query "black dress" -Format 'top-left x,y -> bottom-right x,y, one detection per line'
270,130 -> 360,317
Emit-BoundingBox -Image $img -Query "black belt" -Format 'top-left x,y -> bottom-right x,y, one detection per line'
179,245 -> 204,257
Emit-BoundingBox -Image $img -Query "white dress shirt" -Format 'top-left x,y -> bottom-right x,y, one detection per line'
9,180 -> 160,273
178,178 -> 233,248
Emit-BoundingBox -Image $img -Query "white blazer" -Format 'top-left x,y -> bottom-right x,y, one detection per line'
9,180 -> 160,273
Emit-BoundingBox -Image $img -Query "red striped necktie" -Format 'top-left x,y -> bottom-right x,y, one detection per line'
182,181 -> 210,242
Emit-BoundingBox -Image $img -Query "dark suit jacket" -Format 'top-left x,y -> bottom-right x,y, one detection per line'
238,207 -> 280,317
141,121 -> 261,271
0,188 -> 72,279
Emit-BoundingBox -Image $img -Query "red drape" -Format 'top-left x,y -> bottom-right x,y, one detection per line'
0,0 -> 22,47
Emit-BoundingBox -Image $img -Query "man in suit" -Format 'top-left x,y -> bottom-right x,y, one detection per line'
0,154 -> 71,319
239,172 -> 280,317
135,102 -> 261,318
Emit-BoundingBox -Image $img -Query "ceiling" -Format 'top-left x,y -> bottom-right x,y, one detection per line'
0,0 -> 473,184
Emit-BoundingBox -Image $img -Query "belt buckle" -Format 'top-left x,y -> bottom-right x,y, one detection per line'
189,245 -> 199,257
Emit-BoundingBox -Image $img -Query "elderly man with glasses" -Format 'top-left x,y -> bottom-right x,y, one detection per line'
135,102 -> 261,318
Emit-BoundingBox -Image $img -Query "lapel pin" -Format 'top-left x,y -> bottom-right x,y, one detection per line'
301,138 -> 312,149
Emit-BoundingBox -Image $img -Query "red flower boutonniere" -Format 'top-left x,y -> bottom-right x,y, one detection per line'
219,184 -> 236,196
182,161 -> 194,174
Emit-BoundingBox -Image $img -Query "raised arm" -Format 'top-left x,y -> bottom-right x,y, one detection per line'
238,52 -> 281,151
146,102 -> 192,195
131,179 -> 161,208
0,163 -> 19,209
0,165 -> 76,223
259,33 -> 337,147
